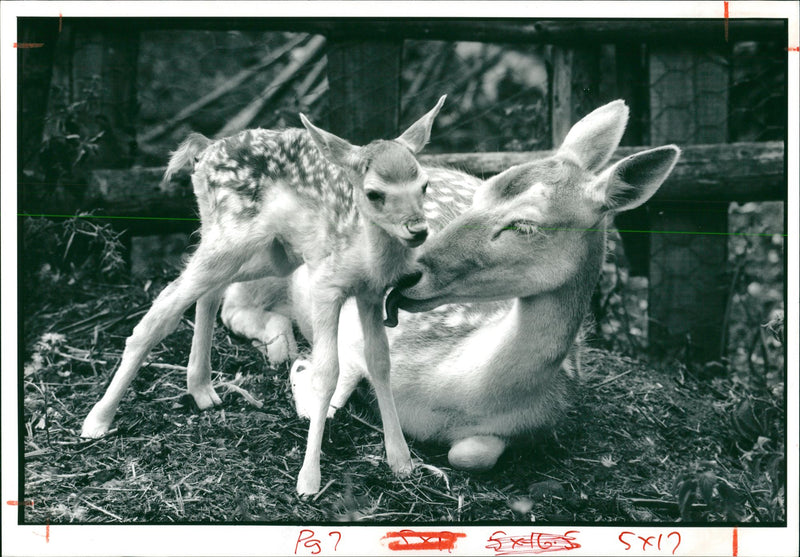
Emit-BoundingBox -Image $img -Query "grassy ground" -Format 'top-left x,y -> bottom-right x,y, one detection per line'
21,282 -> 785,525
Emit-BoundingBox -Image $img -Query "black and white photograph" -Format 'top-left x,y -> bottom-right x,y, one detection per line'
3,2 -> 797,555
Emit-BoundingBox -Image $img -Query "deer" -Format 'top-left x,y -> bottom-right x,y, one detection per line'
81,96 -> 447,496
221,100 -> 681,471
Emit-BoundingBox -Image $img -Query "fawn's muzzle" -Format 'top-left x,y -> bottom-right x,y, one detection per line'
403,222 -> 428,246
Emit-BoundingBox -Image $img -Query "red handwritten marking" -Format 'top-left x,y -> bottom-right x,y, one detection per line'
13,43 -> 45,48
295,529 -> 342,555
724,1 -> 729,42
7,500 -> 35,506
383,530 -> 466,552
732,527 -> 738,556
486,531 -> 581,555
59,13 -> 63,33
788,47 -> 800,52
32,519 -> 50,543
618,531 -> 680,555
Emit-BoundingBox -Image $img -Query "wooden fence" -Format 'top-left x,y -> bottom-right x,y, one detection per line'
19,18 -> 787,363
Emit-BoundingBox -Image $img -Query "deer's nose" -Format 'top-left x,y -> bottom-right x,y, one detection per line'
404,222 -> 428,242
396,270 -> 423,290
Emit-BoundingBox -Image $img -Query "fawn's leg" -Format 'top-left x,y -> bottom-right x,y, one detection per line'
356,296 -> 413,477
448,435 -> 507,471
186,288 -> 224,409
81,247 -> 240,438
296,287 -> 344,495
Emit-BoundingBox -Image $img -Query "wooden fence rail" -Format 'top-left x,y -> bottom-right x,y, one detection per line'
19,140 -> 784,222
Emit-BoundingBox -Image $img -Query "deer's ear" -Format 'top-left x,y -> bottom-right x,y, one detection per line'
588,145 -> 681,213
558,100 -> 629,172
396,95 -> 446,154
300,113 -> 360,169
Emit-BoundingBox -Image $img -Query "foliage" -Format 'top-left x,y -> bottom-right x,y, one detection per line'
29,79 -> 106,188
21,215 -> 127,318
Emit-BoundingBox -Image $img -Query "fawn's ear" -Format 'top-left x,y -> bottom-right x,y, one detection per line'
587,145 -> 681,213
396,95 -> 446,154
300,113 -> 360,169
558,100 -> 629,173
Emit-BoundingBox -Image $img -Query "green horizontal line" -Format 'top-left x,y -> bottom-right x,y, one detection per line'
489,225 -> 786,238
19,213 -> 200,222
18,214 -> 786,238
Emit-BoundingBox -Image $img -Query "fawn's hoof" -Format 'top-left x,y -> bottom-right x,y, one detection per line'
290,360 -> 337,420
81,408 -> 113,439
188,383 -> 222,410
296,466 -> 321,496
388,448 -> 414,477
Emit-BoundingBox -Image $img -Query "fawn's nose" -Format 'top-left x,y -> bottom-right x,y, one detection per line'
404,222 -> 428,243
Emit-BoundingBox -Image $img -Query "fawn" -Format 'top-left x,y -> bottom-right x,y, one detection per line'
222,100 -> 681,470
81,96 -> 447,495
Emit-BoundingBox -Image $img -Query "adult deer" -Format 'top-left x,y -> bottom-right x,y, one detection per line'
82,97 -> 447,496
224,100 -> 680,471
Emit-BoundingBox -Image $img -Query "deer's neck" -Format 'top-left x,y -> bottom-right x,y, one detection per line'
481,263 -> 598,385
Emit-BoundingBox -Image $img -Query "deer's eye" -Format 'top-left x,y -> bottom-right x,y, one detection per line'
366,190 -> 385,204
421,181 -> 429,195
510,220 -> 538,235
493,220 -> 539,239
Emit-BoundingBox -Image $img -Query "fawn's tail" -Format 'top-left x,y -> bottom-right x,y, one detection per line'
162,133 -> 212,184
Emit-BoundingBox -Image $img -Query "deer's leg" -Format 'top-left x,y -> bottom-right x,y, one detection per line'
448,435 -> 507,471
186,288 -> 224,409
356,296 -> 413,477
296,287 -> 344,496
220,284 -> 297,365
291,357 -> 362,420
81,246 -> 240,438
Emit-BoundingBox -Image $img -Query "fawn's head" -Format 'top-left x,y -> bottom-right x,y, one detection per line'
388,100 -> 680,317
300,96 -> 446,248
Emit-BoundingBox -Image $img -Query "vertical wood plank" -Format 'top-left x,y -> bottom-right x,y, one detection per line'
18,18 -> 60,174
648,47 -> 730,362
326,39 -> 402,144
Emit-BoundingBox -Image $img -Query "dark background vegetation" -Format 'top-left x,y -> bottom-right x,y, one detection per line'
19,24 -> 786,524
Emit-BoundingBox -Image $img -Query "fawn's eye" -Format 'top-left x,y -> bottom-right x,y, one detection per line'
366,190 -> 385,204
421,181 -> 429,195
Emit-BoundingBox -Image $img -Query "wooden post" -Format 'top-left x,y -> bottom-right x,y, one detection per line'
69,21 -> 140,169
325,38 -> 402,143
647,47 -> 730,362
18,18 -> 60,174
549,46 -> 609,147
610,43 -> 651,276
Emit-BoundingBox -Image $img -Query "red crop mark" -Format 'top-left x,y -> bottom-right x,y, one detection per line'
59,13 -> 63,33
486,531 -> 581,555
788,46 -> 800,52
13,43 -> 45,49
383,530 -> 466,552
723,1 -> 729,42
732,527 -> 738,556
7,500 -> 35,506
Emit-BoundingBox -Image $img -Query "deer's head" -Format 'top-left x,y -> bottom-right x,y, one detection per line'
300,96 -> 446,248
386,100 -> 680,320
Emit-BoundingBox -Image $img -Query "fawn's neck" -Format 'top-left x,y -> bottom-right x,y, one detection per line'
354,220 -> 414,294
